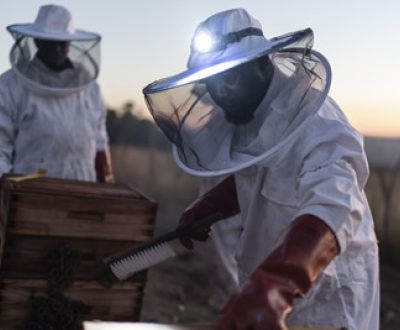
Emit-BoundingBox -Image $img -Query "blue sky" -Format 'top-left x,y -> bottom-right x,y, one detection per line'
0,1 -> 399,137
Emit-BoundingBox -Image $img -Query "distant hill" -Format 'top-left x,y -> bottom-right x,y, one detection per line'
364,136 -> 400,169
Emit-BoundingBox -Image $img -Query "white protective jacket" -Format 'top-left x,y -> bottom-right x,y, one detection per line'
225,97 -> 379,330
0,68 -> 108,181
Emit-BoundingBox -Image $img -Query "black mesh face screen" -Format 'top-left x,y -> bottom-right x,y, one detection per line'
9,34 -> 100,94
144,30 -> 331,175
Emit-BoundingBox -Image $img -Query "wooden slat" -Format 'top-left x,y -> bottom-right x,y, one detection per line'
10,206 -> 155,225
6,224 -> 154,241
6,209 -> 155,240
0,235 -> 149,279
3,176 -> 147,200
0,278 -> 143,291
10,193 -> 156,213
0,279 -> 144,327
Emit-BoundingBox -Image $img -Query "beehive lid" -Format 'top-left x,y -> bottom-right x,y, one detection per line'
1,175 -> 148,201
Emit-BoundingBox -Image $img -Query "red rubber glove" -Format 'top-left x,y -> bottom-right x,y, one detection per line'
178,175 -> 240,249
219,214 -> 340,330
95,149 -> 114,183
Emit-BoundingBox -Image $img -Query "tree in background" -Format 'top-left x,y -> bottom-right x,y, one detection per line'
106,102 -> 170,151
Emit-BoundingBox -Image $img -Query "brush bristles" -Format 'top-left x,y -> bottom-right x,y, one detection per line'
109,242 -> 176,281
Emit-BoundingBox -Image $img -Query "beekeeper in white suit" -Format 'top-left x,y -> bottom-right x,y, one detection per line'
0,4 -> 113,182
143,8 -> 380,330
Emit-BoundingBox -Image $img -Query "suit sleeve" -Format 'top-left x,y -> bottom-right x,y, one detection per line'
91,83 -> 109,152
0,74 -> 16,176
295,103 -> 370,253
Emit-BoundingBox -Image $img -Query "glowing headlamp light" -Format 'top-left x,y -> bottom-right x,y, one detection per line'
192,27 -> 264,53
193,33 -> 216,53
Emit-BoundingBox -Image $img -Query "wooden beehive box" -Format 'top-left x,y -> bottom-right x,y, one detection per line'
0,175 -> 157,329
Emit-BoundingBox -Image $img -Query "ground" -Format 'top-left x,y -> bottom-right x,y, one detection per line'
380,261 -> 400,329
141,252 -> 221,325
140,249 -> 400,329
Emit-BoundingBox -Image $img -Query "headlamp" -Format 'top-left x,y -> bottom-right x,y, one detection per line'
193,32 -> 215,53
192,27 -> 264,53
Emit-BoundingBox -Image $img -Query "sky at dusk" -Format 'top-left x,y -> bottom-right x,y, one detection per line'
0,0 -> 399,137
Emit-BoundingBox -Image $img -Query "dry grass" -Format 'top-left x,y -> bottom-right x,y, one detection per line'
110,145 -> 199,233
365,171 -> 400,261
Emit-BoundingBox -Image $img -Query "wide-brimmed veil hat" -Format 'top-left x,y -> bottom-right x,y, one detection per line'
7,4 -> 99,41
143,8 -> 331,176
6,4 -> 101,95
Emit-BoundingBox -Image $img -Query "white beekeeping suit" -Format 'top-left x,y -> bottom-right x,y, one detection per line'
0,4 -> 112,182
197,176 -> 241,306
143,8 -> 380,330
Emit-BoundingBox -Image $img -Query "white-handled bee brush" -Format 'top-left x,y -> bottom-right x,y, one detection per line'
98,212 -> 224,286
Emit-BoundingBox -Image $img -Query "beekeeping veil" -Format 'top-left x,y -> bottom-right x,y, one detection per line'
143,8 -> 331,176
6,4 -> 101,96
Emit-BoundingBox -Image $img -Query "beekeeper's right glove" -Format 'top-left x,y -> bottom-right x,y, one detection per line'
177,175 -> 240,249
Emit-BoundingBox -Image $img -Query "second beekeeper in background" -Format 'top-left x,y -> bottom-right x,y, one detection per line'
0,4 -> 113,182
